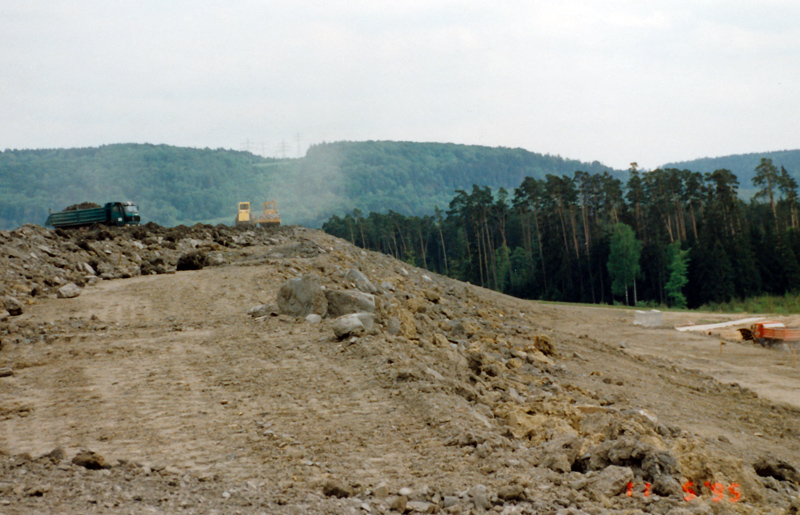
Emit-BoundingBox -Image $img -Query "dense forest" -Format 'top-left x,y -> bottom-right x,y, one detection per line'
322,159 -> 800,309
0,141 -> 617,230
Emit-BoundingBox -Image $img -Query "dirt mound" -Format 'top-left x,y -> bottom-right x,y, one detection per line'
0,223 -> 799,513
63,202 -> 102,211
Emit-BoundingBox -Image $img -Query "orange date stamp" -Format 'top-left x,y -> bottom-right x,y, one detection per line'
626,481 -> 741,502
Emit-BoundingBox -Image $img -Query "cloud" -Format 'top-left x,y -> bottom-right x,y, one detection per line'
1,1 -> 799,168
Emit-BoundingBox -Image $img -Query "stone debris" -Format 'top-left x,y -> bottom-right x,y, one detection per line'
56,282 -> 82,298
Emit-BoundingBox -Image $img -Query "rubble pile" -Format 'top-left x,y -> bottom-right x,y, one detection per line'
0,222 -> 287,318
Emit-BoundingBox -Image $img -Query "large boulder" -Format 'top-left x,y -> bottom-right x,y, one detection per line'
344,269 -> 377,293
277,275 -> 327,317
325,290 -> 375,318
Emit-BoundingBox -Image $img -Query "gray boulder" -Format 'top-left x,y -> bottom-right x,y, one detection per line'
57,283 -> 82,299
344,269 -> 377,293
332,314 -> 365,339
277,275 -> 327,317
325,289 -> 375,318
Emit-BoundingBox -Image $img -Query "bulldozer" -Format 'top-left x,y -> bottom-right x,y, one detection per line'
234,202 -> 254,227
234,201 -> 281,227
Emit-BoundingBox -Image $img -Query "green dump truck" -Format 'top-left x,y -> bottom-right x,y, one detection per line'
45,202 -> 141,229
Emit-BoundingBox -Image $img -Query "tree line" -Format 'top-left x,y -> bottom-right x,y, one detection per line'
322,158 -> 800,309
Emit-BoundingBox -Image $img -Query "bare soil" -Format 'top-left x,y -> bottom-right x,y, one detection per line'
1,225 -> 799,514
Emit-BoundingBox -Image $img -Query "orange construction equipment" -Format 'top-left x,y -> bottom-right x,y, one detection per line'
743,321 -> 800,348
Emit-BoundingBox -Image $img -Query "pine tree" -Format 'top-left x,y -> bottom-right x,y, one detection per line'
607,223 -> 642,305
665,241 -> 690,308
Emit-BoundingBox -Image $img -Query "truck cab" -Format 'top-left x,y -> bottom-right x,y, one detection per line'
106,202 -> 141,226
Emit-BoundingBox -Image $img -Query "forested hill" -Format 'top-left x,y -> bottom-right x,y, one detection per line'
662,149 -> 800,195
0,141 -> 617,230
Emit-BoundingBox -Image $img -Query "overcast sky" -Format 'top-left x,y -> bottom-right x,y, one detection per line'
2,1 -> 799,169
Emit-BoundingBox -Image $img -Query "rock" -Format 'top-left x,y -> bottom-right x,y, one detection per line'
423,289 -> 440,303
176,250 -> 208,271
2,296 -> 23,316
386,317 -> 401,336
468,484 -> 491,510
372,483 -> 389,498
533,335 -> 556,357
389,495 -> 407,512
652,475 -> 683,497
442,495 -> 459,508
576,436 -> 678,481
206,251 -> 226,266
354,312 -> 376,332
72,450 -> 110,470
249,304 -> 279,318
82,263 -> 96,275
344,269 -> 377,293
56,283 -> 82,299
325,289 -> 375,318
41,447 -> 65,464
305,313 -> 322,324
753,455 -> 800,484
322,478 -> 353,498
588,465 -> 634,497
0,309 -> 10,321
497,483 -> 525,502
406,500 -> 433,512
277,275 -> 327,317
380,281 -> 395,292
332,314 -> 365,339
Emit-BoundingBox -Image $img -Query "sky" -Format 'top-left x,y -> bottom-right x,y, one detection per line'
2,1 -> 799,170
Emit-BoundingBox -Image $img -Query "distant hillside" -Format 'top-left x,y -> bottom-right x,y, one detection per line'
0,141 -> 619,230
662,149 -> 800,196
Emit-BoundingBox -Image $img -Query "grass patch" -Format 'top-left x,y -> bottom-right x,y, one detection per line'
700,293 -> 800,315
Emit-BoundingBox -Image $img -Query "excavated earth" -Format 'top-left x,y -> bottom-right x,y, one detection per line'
1,223 -> 799,515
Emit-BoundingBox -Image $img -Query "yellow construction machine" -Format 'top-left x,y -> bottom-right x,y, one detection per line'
257,201 -> 281,227
234,201 -> 281,227
235,202 -> 254,227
